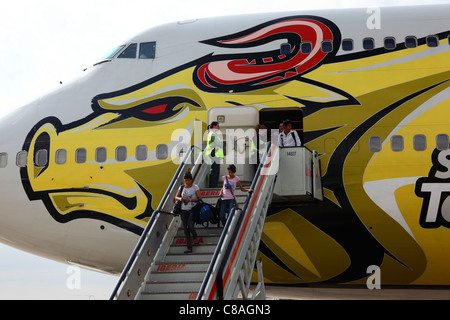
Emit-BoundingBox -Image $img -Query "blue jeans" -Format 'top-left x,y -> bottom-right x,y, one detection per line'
219,199 -> 235,225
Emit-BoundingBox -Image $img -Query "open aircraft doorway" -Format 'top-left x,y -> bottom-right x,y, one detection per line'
259,107 -> 303,145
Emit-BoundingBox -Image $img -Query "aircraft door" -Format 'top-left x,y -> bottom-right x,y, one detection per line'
259,108 -> 303,145
207,106 -> 259,182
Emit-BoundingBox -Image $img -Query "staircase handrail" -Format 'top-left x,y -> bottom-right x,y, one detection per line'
197,142 -> 274,300
110,145 -> 201,300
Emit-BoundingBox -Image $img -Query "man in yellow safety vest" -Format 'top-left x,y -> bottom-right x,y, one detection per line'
250,124 -> 268,172
204,121 -> 224,188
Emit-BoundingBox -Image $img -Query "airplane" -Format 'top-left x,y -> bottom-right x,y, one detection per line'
0,3 -> 449,298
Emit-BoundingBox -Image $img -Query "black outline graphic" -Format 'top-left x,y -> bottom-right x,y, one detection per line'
18,13 -> 450,284
22,15 -> 344,235
194,15 -> 342,93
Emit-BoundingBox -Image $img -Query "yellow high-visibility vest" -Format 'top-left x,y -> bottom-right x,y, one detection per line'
250,134 -> 268,161
204,130 -> 224,158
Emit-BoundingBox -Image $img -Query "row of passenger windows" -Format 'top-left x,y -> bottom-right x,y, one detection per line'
0,144 -> 170,169
369,134 -> 450,153
280,34 -> 449,54
0,133 -> 448,169
102,34 -> 449,62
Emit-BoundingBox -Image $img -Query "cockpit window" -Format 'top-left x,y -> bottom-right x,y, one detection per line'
139,42 -> 156,59
102,45 -> 125,60
118,43 -> 137,59
95,42 -> 155,66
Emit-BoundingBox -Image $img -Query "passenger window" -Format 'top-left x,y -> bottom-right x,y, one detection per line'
156,144 -> 168,160
405,36 -> 418,48
413,134 -> 427,151
139,42 -> 156,59
16,151 -> 27,167
96,147 -> 107,163
136,145 -> 148,161
321,40 -> 333,53
76,148 -> 87,164
384,37 -> 396,50
363,38 -> 375,50
369,136 -> 382,152
436,134 -> 449,150
342,39 -> 353,51
280,43 -> 292,55
116,146 -> 127,162
0,153 -> 7,168
55,149 -> 67,165
301,42 -> 312,54
35,149 -> 48,167
118,43 -> 137,59
427,35 -> 439,47
391,135 -> 404,152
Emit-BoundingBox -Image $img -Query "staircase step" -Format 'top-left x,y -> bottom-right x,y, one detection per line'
176,227 -> 223,237
154,261 -> 210,272
172,235 -> 221,246
168,244 -> 217,255
150,270 -> 206,282
140,291 -> 199,300
200,189 -> 221,199
163,252 -> 213,263
143,280 -> 202,293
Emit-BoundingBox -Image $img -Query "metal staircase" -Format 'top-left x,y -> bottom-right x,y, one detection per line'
110,143 -> 279,300
197,144 -> 278,300
140,223 -> 224,300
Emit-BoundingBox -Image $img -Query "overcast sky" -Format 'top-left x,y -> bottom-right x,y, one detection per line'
0,0 -> 448,300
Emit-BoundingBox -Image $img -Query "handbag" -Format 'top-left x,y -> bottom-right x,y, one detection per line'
172,185 -> 184,215
225,176 -> 239,209
215,197 -> 222,211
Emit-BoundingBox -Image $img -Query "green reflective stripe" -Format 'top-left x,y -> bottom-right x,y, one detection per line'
215,149 -> 224,158
250,137 -> 267,155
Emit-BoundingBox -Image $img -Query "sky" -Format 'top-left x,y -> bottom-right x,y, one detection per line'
0,0 -> 448,300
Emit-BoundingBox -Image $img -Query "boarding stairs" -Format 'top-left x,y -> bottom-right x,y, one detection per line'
110,143 -> 278,300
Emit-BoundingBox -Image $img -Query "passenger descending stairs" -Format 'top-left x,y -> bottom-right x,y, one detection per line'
137,187 -> 258,300
110,144 -> 277,300
139,192 -> 246,300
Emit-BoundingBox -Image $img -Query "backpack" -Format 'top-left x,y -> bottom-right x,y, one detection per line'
193,200 -> 219,226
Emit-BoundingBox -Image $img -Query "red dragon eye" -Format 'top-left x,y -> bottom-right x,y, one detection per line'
142,104 -> 167,114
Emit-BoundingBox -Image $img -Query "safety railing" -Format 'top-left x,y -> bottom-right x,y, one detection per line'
110,145 -> 203,300
197,142 -> 278,300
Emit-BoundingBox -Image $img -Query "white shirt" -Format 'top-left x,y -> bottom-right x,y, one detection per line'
278,130 -> 301,147
180,184 -> 200,210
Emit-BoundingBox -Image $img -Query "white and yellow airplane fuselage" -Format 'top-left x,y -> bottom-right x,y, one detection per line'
0,5 -> 449,287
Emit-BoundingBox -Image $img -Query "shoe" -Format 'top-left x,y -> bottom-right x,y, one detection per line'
184,249 -> 193,254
